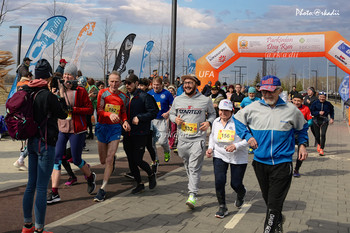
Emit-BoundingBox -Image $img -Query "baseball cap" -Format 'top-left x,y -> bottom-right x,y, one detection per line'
23,57 -> 32,62
181,74 -> 201,86
293,93 -> 303,100
319,91 -> 327,96
260,75 -> 281,92
218,99 -> 233,111
59,59 -> 68,64
125,74 -> 139,84
248,87 -> 256,93
211,85 -> 219,90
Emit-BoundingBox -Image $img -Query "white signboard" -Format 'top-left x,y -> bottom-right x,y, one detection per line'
206,42 -> 235,69
238,35 -> 325,53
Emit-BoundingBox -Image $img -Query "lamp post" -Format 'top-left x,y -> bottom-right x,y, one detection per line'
170,0 -> 177,84
234,66 -> 247,84
329,64 -> 338,103
312,70 -> 318,91
9,25 -> 22,67
158,59 -> 164,76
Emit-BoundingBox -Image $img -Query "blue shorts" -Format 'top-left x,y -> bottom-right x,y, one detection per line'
95,123 -> 122,144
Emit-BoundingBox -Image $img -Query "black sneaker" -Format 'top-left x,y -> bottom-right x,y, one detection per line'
151,160 -> 159,174
94,188 -> 106,202
148,173 -> 157,189
131,183 -> 145,194
215,205 -> 228,219
235,188 -> 246,209
47,191 -> 61,204
124,172 -> 135,180
275,214 -> 285,233
87,172 -> 96,194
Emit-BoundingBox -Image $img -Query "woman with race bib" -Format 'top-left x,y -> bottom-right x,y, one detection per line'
206,99 -> 249,219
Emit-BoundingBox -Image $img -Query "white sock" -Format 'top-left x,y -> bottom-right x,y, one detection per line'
101,180 -> 108,190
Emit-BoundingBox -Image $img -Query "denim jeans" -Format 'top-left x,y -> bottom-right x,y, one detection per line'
23,137 -> 55,229
213,157 -> 247,206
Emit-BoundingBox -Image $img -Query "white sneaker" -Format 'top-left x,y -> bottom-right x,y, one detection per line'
13,160 -> 27,171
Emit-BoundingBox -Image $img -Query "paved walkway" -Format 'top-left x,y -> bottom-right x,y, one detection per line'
39,106 -> 350,233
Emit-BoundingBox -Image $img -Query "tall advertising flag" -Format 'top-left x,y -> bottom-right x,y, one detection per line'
8,15 -> 67,100
187,53 -> 196,74
113,33 -> 136,74
71,22 -> 96,69
139,41 -> 154,78
338,75 -> 349,102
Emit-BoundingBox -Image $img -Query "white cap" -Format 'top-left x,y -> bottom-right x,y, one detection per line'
218,99 -> 233,111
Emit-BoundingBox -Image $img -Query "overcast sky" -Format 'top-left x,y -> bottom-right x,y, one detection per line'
1,0 -> 349,87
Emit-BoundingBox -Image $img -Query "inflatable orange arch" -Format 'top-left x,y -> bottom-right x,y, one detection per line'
196,31 -> 350,90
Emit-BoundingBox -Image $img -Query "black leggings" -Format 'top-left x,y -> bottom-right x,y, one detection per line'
123,135 -> 152,184
312,118 -> 329,149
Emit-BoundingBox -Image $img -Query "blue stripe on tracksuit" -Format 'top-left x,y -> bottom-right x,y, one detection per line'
233,97 -> 308,165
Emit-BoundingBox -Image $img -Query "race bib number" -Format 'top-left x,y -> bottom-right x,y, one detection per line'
105,104 -> 120,115
234,102 -> 241,108
181,122 -> 198,135
217,129 -> 235,142
157,102 -> 161,110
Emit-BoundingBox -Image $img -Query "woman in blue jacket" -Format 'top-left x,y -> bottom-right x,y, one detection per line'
310,92 -> 334,156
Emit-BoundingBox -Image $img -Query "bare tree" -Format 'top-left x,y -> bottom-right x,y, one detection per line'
0,0 -> 29,27
97,18 -> 115,81
0,51 -> 14,91
46,0 -> 72,69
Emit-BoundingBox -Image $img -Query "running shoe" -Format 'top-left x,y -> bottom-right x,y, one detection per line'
235,188 -> 246,209
83,146 -> 89,152
64,176 -> 77,186
22,225 -> 34,233
164,152 -> 170,162
124,172 -> 135,180
319,149 -> 325,156
34,230 -> 53,233
148,173 -> 157,189
94,188 -> 106,202
293,170 -> 300,178
317,144 -> 321,153
275,214 -> 286,233
47,191 -> 61,204
131,183 -> 145,194
186,194 -> 196,209
215,206 -> 228,219
151,160 -> 159,174
173,148 -> 178,153
13,160 -> 28,171
87,172 -> 96,194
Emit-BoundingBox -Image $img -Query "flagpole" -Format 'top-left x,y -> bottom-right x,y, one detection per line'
170,0 -> 177,84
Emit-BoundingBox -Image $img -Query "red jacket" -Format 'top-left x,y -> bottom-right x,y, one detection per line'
71,86 -> 93,133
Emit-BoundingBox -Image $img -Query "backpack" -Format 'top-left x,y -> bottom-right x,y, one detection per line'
5,89 -> 44,140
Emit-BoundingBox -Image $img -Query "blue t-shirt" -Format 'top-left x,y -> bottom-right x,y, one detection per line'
148,89 -> 174,119
240,96 -> 261,108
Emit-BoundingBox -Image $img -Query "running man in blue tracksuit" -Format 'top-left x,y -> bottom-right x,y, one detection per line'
234,75 -> 309,233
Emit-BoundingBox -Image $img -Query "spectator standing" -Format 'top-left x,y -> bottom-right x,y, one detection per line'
16,57 -> 32,82
21,59 -> 67,233
55,59 -> 68,75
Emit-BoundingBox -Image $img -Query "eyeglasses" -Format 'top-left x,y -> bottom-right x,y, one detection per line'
261,89 -> 279,94
183,81 -> 195,85
125,81 -> 133,85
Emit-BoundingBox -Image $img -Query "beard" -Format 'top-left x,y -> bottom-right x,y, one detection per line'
264,98 -> 277,106
185,87 -> 196,96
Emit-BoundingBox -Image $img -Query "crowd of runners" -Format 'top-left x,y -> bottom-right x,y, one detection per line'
12,57 -> 336,233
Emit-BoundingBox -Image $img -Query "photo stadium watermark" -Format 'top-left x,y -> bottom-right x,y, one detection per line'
296,8 -> 340,16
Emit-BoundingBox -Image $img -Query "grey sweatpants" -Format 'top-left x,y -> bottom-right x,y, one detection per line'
152,118 -> 170,155
177,139 -> 205,195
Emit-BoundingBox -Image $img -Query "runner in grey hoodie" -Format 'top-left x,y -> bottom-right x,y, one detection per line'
169,74 -> 216,209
